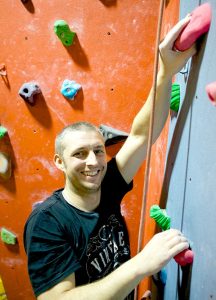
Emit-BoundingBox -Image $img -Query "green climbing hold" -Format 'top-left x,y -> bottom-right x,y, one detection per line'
0,126 -> 7,139
1,228 -> 17,245
54,20 -> 76,47
150,205 -> 171,231
170,83 -> 180,112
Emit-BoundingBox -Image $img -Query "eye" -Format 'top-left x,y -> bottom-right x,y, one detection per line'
94,148 -> 105,155
73,150 -> 87,158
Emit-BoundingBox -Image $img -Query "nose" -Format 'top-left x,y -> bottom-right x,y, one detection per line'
86,151 -> 98,165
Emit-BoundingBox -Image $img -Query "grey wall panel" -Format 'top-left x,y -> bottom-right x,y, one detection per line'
162,0 -> 216,299
163,0 -> 199,298
181,0 -> 216,298
162,76 -> 194,300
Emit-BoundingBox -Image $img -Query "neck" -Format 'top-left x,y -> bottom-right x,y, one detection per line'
62,184 -> 101,212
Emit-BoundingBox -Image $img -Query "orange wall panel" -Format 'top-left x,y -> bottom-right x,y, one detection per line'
0,1 -> 178,299
138,0 -> 180,297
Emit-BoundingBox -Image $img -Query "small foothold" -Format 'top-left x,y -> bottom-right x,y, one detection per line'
19,82 -> 41,105
0,126 -> 7,139
61,79 -> 81,100
159,268 -> 167,285
1,228 -> 17,245
150,205 -> 171,231
174,3 -> 212,51
0,276 -> 7,299
141,290 -> 152,300
170,83 -> 180,112
99,124 -> 128,146
54,20 -> 76,47
174,249 -> 194,266
0,64 -> 7,76
0,152 -> 11,180
206,82 -> 216,106
152,268 -> 167,287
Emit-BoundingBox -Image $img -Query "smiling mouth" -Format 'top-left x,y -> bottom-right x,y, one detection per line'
81,170 -> 100,177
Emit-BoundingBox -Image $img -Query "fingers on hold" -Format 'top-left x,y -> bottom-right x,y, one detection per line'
173,241 -> 189,255
168,234 -> 187,249
166,228 -> 182,236
168,237 -> 189,257
187,44 -> 197,56
165,16 -> 191,44
179,236 -> 188,244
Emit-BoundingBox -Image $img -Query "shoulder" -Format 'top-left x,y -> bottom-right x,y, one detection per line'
104,157 -> 133,190
100,157 -> 133,207
105,157 -> 122,180
23,189 -> 69,251
25,189 -> 63,225
24,189 -> 82,296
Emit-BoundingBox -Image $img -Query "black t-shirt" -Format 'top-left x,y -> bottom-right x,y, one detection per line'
24,158 -> 133,297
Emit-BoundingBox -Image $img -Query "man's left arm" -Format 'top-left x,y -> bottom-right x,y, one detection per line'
116,15 -> 196,184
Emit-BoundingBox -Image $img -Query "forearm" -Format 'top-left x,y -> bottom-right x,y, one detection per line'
130,15 -> 196,143
115,69 -> 172,184
38,230 -> 189,300
115,16 -> 196,183
131,69 -> 172,144
62,253 -> 147,300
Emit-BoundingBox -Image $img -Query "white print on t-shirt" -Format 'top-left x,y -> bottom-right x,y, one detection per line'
85,214 -> 130,281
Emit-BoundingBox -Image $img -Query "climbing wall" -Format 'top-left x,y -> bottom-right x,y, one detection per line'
162,1 -> 216,299
0,1 -> 179,299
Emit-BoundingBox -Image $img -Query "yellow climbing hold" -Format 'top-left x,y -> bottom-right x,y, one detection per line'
0,276 -> 7,300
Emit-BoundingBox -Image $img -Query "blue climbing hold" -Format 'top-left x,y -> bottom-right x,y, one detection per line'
159,268 -> 167,285
61,79 -> 81,100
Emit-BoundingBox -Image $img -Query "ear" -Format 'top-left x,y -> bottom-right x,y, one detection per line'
54,154 -> 65,172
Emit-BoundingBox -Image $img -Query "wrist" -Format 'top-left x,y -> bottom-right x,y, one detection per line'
132,252 -> 152,279
157,67 -> 172,84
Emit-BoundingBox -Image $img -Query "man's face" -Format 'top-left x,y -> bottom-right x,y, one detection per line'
59,130 -> 107,194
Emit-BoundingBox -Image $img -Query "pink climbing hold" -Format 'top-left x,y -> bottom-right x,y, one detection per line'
206,82 -> 216,106
174,3 -> 212,51
174,249 -> 194,266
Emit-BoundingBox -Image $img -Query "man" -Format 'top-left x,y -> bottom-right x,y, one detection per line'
24,15 -> 196,300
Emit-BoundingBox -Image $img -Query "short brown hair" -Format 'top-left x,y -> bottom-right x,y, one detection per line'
55,121 -> 103,157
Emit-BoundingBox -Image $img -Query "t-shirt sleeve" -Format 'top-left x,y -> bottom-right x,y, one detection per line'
102,157 -> 133,205
24,210 -> 81,297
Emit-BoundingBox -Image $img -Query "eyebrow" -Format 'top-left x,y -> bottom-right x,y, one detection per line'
94,144 -> 105,149
72,144 -> 105,152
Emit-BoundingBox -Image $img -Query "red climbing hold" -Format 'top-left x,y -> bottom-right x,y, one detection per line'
174,249 -> 194,266
206,81 -> 216,105
174,3 -> 212,51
